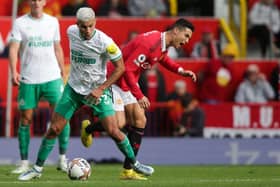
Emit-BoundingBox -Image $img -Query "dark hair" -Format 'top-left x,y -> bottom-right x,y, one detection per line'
167,18 -> 195,32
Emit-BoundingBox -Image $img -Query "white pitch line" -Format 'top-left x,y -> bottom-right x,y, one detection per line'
0,180 -> 92,184
193,178 -> 280,183
1,178 -> 280,184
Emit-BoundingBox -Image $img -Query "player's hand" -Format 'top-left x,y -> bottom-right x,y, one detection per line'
138,96 -> 150,109
178,69 -> 197,82
60,69 -> 66,81
11,72 -> 20,86
85,87 -> 104,105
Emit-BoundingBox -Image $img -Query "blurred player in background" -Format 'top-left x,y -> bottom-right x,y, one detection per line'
18,7 -> 154,181
81,18 -> 196,180
9,0 -> 70,174
198,44 -> 237,104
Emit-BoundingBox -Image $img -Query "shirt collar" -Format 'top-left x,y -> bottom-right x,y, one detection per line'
161,32 -> 167,52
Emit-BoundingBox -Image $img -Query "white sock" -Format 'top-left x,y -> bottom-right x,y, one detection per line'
21,160 -> 29,166
59,154 -> 66,161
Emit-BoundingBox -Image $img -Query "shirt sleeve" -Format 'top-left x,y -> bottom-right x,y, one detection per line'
10,20 -> 22,43
53,18 -> 61,42
159,53 -> 181,74
104,36 -> 122,62
123,70 -> 144,100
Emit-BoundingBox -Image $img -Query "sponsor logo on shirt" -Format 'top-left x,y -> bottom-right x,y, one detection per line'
28,36 -> 52,47
71,49 -> 96,64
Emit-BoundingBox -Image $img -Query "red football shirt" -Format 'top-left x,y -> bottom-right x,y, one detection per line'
108,31 -> 181,100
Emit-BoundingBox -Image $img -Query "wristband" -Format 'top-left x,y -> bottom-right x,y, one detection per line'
178,67 -> 184,73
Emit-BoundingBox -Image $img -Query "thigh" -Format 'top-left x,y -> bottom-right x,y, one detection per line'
19,109 -> 34,124
100,114 -> 117,131
100,114 -> 124,140
18,83 -> 39,110
41,78 -> 64,105
125,102 -> 146,128
54,84 -> 83,120
115,111 -> 126,129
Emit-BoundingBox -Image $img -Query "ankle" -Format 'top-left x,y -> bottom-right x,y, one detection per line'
59,154 -> 66,161
21,160 -> 29,166
33,165 -> 43,173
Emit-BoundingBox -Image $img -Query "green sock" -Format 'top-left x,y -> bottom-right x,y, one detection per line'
116,136 -> 136,164
35,138 -> 56,167
18,124 -> 30,160
58,122 -> 70,155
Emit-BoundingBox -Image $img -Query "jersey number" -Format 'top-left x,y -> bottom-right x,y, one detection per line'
133,54 -> 151,69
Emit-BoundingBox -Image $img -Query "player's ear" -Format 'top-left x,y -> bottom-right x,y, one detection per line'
92,19 -> 96,28
173,27 -> 179,35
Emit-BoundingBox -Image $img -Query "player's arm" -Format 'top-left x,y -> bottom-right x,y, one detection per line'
9,41 -> 20,86
9,20 -> 22,86
160,55 -> 197,82
54,42 -> 65,80
101,58 -> 125,91
100,42 -> 125,90
124,70 -> 150,109
54,18 -> 65,80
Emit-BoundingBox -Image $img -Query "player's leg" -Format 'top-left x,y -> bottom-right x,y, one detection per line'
11,83 -> 38,174
92,89 -> 153,176
18,112 -> 68,181
18,84 -> 81,181
101,114 -> 153,176
81,85 -> 126,147
11,109 -> 33,174
43,78 -> 70,172
106,91 -> 146,180
122,93 -> 147,172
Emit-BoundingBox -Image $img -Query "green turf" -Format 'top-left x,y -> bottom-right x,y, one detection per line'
1,165 -> 280,187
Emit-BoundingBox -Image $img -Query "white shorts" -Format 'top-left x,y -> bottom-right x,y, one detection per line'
111,84 -> 137,111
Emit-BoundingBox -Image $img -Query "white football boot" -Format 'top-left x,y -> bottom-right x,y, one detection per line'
18,166 -> 42,181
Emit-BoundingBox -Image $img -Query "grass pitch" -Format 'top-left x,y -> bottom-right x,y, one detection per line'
1,165 -> 280,187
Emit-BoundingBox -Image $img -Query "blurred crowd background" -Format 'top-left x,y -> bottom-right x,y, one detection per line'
0,0 -> 280,139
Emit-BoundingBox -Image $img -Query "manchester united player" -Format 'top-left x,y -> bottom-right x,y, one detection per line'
81,18 -> 196,180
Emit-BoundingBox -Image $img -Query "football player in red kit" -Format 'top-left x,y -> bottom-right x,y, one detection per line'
81,18 -> 196,180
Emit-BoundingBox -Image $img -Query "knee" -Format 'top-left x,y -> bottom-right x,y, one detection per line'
107,126 -> 122,140
20,114 -> 32,125
117,118 -> 126,129
46,123 -> 62,139
134,115 -> 146,128
107,125 -> 118,136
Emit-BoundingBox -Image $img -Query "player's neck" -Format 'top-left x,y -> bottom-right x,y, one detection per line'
165,31 -> 172,48
30,11 -> 43,19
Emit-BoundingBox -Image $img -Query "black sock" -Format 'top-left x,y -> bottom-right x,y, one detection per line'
121,125 -> 129,135
85,121 -> 105,133
123,126 -> 145,169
